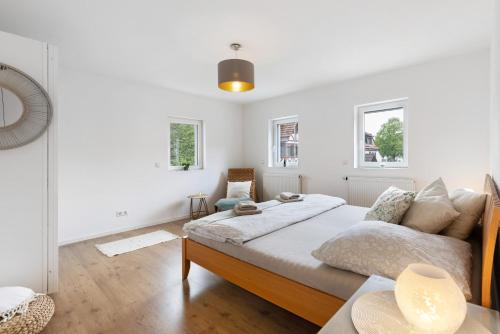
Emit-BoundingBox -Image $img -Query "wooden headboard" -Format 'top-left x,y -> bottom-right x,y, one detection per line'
482,174 -> 500,308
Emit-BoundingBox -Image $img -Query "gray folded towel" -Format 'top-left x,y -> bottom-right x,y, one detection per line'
275,194 -> 304,203
238,200 -> 257,211
280,192 -> 301,200
234,206 -> 262,216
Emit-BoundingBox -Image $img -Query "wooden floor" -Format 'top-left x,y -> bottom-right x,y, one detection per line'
43,220 -> 319,334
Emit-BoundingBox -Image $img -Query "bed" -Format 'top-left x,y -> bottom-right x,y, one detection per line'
182,175 -> 500,326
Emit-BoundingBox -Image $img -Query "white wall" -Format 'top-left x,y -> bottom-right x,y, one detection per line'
0,30 -> 57,293
58,50 -> 491,243
58,68 -> 243,244
243,51 -> 490,199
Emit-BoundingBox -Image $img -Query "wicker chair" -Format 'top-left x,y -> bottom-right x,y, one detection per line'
0,295 -> 55,334
215,168 -> 257,211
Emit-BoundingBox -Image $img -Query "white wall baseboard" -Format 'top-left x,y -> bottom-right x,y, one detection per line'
58,214 -> 190,246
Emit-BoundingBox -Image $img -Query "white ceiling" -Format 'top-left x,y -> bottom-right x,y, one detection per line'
0,0 -> 492,103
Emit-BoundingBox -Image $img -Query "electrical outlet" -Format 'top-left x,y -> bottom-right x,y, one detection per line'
115,211 -> 128,217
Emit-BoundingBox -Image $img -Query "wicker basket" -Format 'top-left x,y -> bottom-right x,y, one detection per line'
0,295 -> 55,334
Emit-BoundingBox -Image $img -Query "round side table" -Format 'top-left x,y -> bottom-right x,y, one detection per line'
188,193 -> 209,220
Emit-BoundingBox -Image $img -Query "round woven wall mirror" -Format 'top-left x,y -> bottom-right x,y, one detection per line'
0,63 -> 53,150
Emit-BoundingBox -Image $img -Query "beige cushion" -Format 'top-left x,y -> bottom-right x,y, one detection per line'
441,189 -> 486,240
365,186 -> 416,224
402,178 -> 460,234
226,181 -> 252,198
311,221 -> 472,300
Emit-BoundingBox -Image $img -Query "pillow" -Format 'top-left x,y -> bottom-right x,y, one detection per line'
215,197 -> 251,211
401,178 -> 460,234
311,221 -> 472,300
365,186 -> 415,224
441,189 -> 487,240
227,181 -> 252,198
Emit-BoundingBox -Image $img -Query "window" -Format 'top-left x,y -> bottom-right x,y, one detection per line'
270,116 -> 299,168
355,98 -> 408,168
169,117 -> 203,169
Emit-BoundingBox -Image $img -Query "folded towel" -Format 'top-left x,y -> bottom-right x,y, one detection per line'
0,287 -> 36,323
234,206 -> 262,216
235,203 -> 259,213
276,194 -> 304,203
280,192 -> 300,200
238,200 -> 257,210
237,206 -> 258,211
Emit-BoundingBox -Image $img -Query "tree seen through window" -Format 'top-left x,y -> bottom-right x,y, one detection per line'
364,108 -> 404,163
170,123 -> 197,167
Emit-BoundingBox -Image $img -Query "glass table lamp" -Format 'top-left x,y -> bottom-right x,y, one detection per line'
395,263 -> 467,334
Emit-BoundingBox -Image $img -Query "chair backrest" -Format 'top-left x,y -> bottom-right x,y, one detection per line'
228,168 -> 257,201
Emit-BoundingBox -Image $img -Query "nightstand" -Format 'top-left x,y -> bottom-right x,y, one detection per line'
319,275 -> 500,334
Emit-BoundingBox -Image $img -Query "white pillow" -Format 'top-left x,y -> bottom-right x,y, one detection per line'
227,181 -> 252,198
311,221 -> 472,300
365,186 -> 415,224
441,189 -> 487,240
401,178 -> 460,234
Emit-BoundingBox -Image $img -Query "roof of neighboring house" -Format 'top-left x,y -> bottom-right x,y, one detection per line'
364,132 -> 378,151
280,122 -> 298,141
365,144 -> 379,152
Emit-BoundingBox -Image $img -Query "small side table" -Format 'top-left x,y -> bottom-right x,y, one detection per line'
188,193 -> 209,220
319,275 -> 500,334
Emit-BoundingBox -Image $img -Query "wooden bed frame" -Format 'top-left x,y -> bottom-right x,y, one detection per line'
481,174 -> 500,308
182,174 -> 500,326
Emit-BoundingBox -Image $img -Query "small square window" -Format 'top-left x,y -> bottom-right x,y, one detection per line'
269,116 -> 299,168
355,99 -> 408,168
169,117 -> 203,169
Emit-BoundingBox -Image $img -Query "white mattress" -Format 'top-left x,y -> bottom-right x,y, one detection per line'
189,204 -> 370,301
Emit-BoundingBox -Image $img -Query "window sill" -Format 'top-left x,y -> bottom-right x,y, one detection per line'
269,166 -> 299,169
356,166 -> 408,170
168,167 -> 204,172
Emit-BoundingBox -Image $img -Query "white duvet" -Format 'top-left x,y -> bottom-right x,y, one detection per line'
183,194 -> 346,245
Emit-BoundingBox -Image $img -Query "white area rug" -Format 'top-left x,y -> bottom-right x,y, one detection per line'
96,230 -> 179,257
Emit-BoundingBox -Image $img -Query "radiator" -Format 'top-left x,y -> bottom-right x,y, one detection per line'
263,173 -> 302,201
347,176 -> 415,207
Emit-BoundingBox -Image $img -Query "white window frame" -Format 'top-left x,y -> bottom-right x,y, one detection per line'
354,98 -> 408,169
168,117 -> 204,170
268,115 -> 299,168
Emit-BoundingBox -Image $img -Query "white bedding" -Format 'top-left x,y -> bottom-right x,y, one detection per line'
183,194 -> 346,245
188,203 -> 482,303
189,205 -> 370,300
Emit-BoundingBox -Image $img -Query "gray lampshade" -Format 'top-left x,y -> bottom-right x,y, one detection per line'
218,59 -> 254,92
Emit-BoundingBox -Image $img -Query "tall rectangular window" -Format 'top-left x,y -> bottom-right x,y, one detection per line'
169,117 -> 203,169
355,99 -> 408,168
270,116 -> 299,168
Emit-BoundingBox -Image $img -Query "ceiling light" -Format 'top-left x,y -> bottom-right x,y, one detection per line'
218,43 -> 254,92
